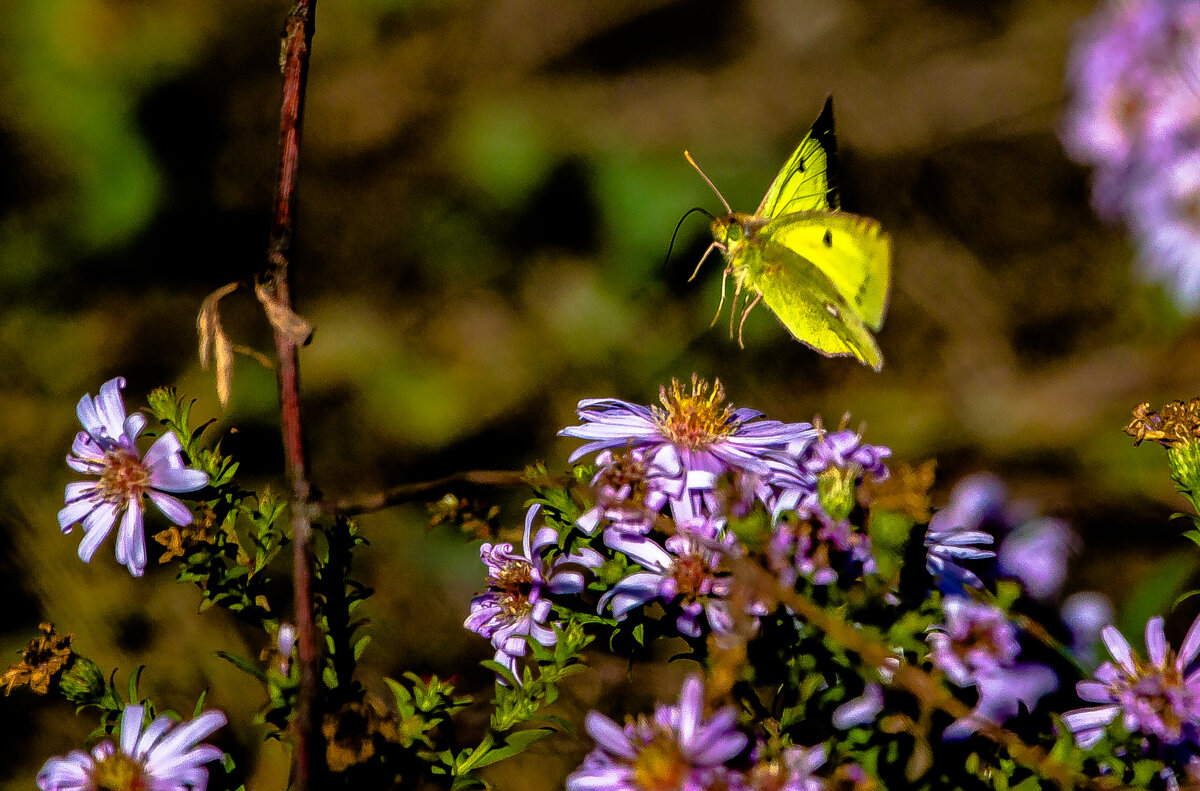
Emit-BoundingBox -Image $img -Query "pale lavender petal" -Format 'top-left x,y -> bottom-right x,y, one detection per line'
94,377 -> 130,441
1076,680 -> 1114,703
149,467 -> 209,493
1101,625 -> 1136,673
148,490 -> 194,527
1146,616 -> 1168,667
145,710 -> 227,772
1179,612 -> 1200,669
142,431 -> 184,470
115,504 -> 146,577
78,502 -> 121,562
1062,704 -> 1120,733
120,705 -> 146,756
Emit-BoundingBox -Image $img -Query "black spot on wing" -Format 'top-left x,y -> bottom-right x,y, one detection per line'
823,229 -> 833,247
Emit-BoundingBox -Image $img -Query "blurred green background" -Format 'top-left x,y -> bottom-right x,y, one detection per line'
1,0 -> 1196,787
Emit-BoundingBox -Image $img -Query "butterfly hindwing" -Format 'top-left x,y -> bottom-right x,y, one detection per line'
737,238 -> 883,371
756,96 -> 839,218
762,211 -> 891,330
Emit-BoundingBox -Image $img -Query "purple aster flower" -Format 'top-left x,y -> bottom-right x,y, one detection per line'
924,473 -> 1004,591
767,515 -> 876,589
744,743 -> 827,791
465,505 -> 599,679
767,424 -> 888,522
577,447 -> 685,536
1061,591 -> 1115,668
1128,145 -> 1200,310
929,596 -> 1056,737
560,375 -> 815,500
943,664 -> 1058,740
600,516 -> 741,638
57,377 -> 209,577
1062,614 -> 1200,748
928,596 -> 1021,687
565,674 -> 749,791
37,704 -> 226,791
997,517 -> 1078,602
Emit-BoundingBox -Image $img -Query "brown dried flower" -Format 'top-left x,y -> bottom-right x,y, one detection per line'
0,623 -> 74,695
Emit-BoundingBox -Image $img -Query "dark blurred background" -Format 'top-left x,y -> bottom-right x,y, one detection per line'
0,0 -> 1195,787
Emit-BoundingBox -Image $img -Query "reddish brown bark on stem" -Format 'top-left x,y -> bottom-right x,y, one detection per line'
260,2 -> 319,789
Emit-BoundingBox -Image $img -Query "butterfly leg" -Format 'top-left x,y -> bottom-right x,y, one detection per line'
711,264 -> 732,328
689,242 -> 719,282
737,291 -> 763,349
728,274 -> 743,339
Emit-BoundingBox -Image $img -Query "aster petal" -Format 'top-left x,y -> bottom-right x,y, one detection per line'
69,432 -> 106,465
1076,680 -> 1115,703
149,466 -> 209,493
142,431 -> 184,470
94,377 -> 130,440
833,683 -> 885,729
59,489 -> 101,531
78,502 -> 121,562
134,716 -> 177,761
120,704 -> 146,756
1101,625 -> 1136,673
36,750 -> 96,791
676,675 -> 703,749
145,710 -> 227,770
148,490 -> 194,527
1062,704 -> 1120,734
1179,612 -> 1200,670
1146,616 -> 1168,667
115,503 -> 146,577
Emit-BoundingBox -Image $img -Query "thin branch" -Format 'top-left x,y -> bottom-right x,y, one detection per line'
319,469 -> 540,516
260,2 -> 318,789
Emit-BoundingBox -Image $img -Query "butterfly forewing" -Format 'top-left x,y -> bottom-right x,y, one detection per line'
756,96 -> 840,218
762,212 -> 891,330
738,239 -> 883,370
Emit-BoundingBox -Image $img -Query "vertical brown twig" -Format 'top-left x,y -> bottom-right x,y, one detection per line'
260,2 -> 318,789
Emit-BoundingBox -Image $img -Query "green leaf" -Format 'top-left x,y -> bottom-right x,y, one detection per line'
216,651 -> 267,683
469,729 -> 554,769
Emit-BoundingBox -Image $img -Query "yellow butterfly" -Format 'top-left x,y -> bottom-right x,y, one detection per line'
686,97 -> 892,370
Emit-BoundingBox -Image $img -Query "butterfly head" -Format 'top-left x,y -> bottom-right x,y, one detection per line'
710,213 -> 761,252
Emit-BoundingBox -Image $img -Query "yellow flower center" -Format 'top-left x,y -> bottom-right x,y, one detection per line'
493,559 -> 535,617
631,727 -> 690,790
93,751 -> 148,791
99,449 -> 151,502
653,376 -> 736,450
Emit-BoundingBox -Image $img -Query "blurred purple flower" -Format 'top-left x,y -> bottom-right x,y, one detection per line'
924,473 -> 1004,591
600,516 -> 740,638
465,505 -> 600,679
997,517 -> 1078,602
1063,615 -> 1200,748
566,674 -> 748,791
38,704 -> 226,791
768,515 -> 876,589
745,743 -> 827,791
57,377 -> 209,577
1062,0 -> 1200,309
929,596 -> 1056,737
1061,591 -> 1115,668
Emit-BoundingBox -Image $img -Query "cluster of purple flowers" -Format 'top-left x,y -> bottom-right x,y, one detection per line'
1062,0 -> 1200,311
567,674 -> 840,791
557,378 -> 891,637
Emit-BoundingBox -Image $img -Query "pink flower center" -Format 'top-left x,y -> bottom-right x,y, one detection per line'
98,449 -> 151,502
671,553 -> 709,600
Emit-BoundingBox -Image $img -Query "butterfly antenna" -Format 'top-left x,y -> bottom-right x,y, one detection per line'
684,150 -> 732,214
664,206 -> 716,275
